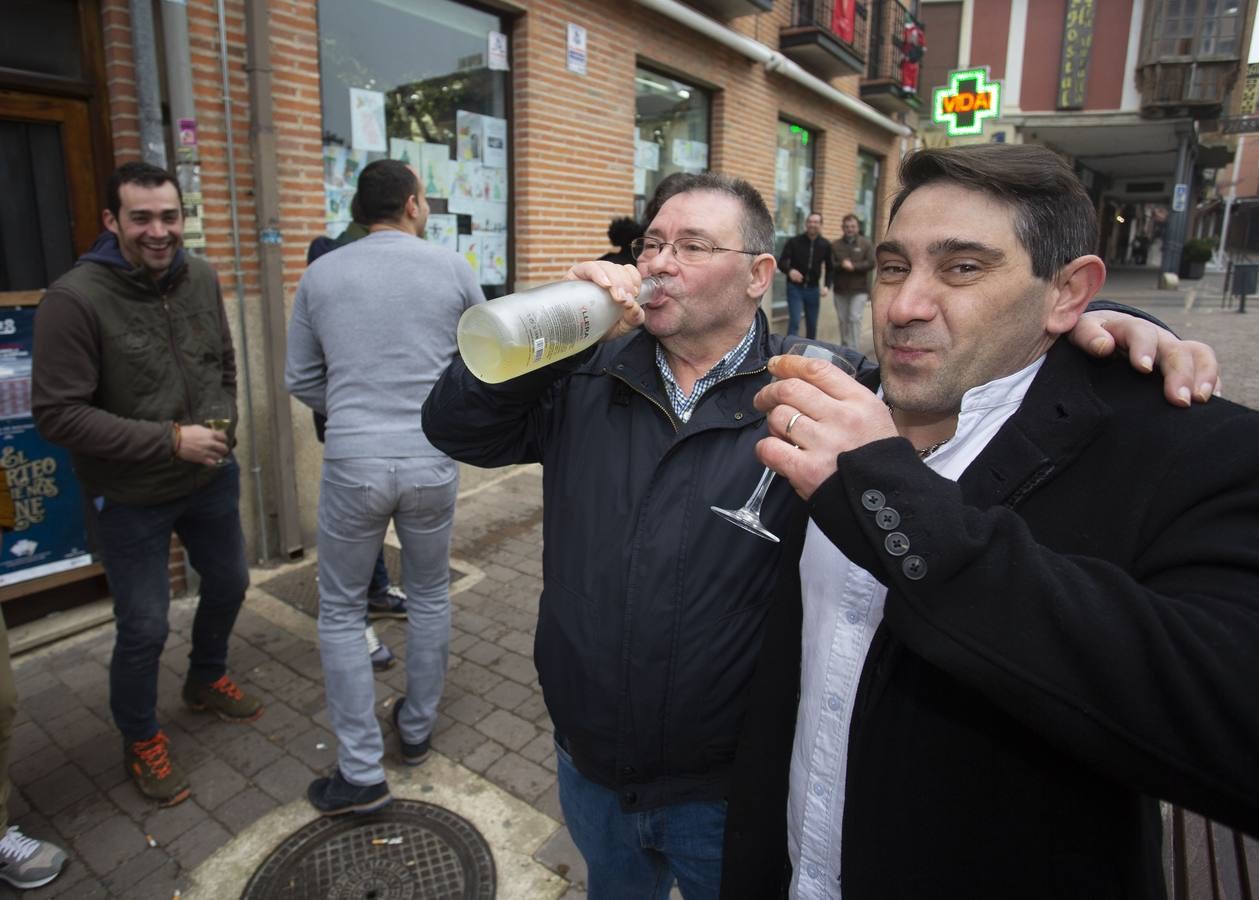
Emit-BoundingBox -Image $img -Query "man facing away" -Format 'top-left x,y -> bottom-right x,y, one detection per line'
286,159 -> 484,814
734,143 -> 1258,898
778,212 -> 832,339
32,162 -> 261,808
422,170 -> 1215,898
829,214 -> 875,351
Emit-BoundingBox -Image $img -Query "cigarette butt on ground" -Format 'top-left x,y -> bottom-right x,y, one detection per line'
371,837 -> 403,845
146,834 -> 157,848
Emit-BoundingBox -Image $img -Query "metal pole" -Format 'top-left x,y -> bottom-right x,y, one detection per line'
216,0 -> 271,563
129,0 -> 167,166
160,0 -> 209,256
243,0 -> 305,561
1161,127 -> 1194,278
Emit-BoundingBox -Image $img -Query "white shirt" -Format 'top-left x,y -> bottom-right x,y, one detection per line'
787,356 -> 1046,900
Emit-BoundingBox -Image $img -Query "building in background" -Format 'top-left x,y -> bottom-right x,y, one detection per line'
916,0 -> 1256,277
0,0 -> 916,584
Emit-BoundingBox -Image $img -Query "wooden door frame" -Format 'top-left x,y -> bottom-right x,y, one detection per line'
0,0 -> 114,237
0,90 -> 102,256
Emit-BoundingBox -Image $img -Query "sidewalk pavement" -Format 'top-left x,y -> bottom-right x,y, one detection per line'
3,463 -> 592,899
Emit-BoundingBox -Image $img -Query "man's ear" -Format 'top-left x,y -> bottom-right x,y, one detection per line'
1047,254 -> 1106,335
747,253 -> 778,298
102,209 -> 120,236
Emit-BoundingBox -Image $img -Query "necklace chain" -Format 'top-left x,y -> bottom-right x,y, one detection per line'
885,399 -> 952,459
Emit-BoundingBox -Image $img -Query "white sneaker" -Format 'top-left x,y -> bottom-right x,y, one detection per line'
365,625 -> 395,671
0,826 -> 67,889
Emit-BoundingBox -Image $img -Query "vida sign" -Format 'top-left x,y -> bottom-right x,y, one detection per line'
933,67 -> 1002,137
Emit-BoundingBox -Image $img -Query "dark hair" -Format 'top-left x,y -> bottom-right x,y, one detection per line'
607,216 -> 644,250
888,145 -> 1096,280
354,159 -> 419,225
107,162 -> 182,220
842,213 -> 860,227
644,172 -> 775,255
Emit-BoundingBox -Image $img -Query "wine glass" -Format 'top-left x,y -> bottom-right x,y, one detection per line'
710,344 -> 857,543
201,398 -> 233,467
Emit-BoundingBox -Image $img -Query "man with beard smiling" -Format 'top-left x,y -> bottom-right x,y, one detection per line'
422,171 -> 1221,898
32,162 -> 260,809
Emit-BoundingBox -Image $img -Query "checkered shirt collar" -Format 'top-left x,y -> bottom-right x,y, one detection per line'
654,319 -> 759,422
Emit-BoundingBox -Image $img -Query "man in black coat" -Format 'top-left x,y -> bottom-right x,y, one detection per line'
778,212 -> 832,339
732,143 -> 1259,899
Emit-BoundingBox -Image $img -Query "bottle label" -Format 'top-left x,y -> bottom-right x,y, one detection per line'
532,337 -> 546,362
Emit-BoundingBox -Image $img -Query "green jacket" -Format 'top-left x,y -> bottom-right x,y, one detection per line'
32,234 -> 237,506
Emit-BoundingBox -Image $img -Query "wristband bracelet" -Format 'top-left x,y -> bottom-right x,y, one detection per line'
172,422 -> 182,459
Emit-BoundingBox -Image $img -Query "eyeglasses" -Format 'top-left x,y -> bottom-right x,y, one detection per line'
630,236 -> 759,265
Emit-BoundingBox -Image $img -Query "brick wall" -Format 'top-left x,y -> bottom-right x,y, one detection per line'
94,0 -> 902,553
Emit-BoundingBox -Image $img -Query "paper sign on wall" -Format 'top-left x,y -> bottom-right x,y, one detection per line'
567,24 -> 587,75
488,31 -> 509,71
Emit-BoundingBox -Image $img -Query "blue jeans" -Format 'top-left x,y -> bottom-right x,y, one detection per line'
94,458 -> 250,742
556,743 -> 725,899
317,456 -> 458,785
368,552 -> 390,595
786,283 -> 820,338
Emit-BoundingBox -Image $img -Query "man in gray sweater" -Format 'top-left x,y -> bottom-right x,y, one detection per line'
285,159 -> 485,814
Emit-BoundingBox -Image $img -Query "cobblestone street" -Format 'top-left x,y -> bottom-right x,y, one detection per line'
4,265 -> 1256,898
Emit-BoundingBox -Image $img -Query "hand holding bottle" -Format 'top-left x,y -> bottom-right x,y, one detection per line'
564,261 -> 647,343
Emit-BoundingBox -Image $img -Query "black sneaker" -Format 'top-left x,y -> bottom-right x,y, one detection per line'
367,585 -> 407,619
307,769 -> 392,815
391,695 -> 431,766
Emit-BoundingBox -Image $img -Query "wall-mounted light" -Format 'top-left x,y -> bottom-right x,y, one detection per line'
1116,215 -> 1126,223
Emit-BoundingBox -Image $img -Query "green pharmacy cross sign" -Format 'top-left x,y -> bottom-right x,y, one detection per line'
933,67 -> 1002,136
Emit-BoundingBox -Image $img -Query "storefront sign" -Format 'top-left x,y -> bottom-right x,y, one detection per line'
1173,183 -> 1188,213
566,24 -> 587,75
1057,0 -> 1095,110
932,67 -> 1002,137
0,307 -> 91,587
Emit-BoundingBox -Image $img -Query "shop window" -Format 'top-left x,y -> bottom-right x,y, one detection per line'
634,67 -> 711,220
319,0 -> 511,295
771,121 -> 816,319
0,0 -> 82,81
854,150 -> 882,240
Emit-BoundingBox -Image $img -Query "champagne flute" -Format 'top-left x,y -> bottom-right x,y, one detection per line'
710,344 -> 857,543
202,398 -> 233,467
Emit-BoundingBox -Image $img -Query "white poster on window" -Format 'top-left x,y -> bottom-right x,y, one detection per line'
482,116 -> 508,168
457,110 -> 483,163
323,144 -> 348,188
420,143 -> 452,199
389,138 -> 421,168
775,148 -> 791,193
349,88 -> 387,152
425,214 -> 459,250
488,31 -> 509,71
566,23 -> 587,75
671,139 -> 708,172
635,140 -> 660,172
459,234 -> 481,275
480,233 -> 508,285
634,167 -> 647,195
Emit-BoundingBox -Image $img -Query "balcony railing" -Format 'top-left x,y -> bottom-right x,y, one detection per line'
779,0 -> 868,81
861,0 -> 921,113
1138,60 -> 1237,115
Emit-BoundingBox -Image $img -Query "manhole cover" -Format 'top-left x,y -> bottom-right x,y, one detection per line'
241,800 -> 495,900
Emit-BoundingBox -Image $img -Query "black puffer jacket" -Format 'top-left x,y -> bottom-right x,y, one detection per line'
423,311 -> 865,810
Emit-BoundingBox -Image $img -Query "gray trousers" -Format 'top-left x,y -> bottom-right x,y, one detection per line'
833,290 -> 868,351
316,456 -> 459,785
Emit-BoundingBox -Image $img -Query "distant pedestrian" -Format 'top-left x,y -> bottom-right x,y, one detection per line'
830,213 -> 875,349
32,161 -> 261,809
287,159 -> 483,815
598,217 -> 644,266
778,212 -> 832,338
0,475 -> 68,889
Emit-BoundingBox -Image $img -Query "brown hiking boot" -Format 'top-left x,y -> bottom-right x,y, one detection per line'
125,731 -> 190,807
182,674 -> 263,723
